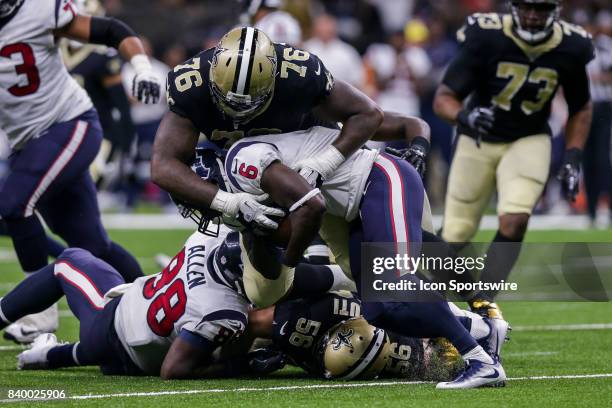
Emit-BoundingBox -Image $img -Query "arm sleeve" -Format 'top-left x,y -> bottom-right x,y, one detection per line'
89,16 -> 136,49
224,141 -> 281,194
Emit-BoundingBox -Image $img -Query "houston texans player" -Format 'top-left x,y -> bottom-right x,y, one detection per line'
0,227 -> 251,378
0,0 -> 161,341
223,116 -> 509,388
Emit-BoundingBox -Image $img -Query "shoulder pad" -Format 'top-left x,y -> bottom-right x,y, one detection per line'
558,20 -> 595,64
457,13 -> 503,43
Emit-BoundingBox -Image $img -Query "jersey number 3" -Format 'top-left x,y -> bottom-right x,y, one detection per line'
0,43 -> 40,97
143,248 -> 188,336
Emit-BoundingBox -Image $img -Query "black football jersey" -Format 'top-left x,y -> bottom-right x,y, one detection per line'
381,332 -> 425,379
62,44 -> 123,136
442,13 -> 595,142
166,43 -> 335,149
272,292 -> 361,374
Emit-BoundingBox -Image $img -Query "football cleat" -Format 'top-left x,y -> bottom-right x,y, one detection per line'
436,357 -> 506,389
17,333 -> 58,370
478,317 -> 510,360
469,298 -> 504,320
4,304 -> 59,344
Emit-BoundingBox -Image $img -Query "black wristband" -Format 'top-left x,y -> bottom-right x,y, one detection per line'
89,17 -> 136,49
411,136 -> 430,154
564,148 -> 582,167
457,108 -> 472,128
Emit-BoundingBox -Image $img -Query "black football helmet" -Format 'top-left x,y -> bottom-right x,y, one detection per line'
171,142 -> 232,237
0,0 -> 24,18
510,0 -> 561,44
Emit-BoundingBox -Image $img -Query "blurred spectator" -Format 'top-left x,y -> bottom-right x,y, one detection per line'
241,0 -> 303,45
162,43 -> 188,69
421,17 -> 458,165
317,0 -> 384,53
304,14 -> 365,88
363,21 -> 431,119
368,0 -> 416,33
121,37 -> 170,210
583,11 -> 612,225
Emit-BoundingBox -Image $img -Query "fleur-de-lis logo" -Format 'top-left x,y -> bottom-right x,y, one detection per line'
332,328 -> 354,351
211,46 -> 228,67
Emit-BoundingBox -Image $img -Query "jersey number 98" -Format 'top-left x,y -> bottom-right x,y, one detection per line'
143,248 -> 188,336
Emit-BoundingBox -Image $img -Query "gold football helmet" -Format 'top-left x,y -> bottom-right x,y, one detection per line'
209,26 -> 277,123
318,317 -> 391,380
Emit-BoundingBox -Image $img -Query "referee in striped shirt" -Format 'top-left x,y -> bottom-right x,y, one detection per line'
584,14 -> 612,226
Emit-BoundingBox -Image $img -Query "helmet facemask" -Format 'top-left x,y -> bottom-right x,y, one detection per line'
209,27 -> 277,125
510,0 -> 561,44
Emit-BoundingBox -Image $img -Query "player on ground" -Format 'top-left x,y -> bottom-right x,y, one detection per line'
0,0 -> 162,341
0,228 -> 250,378
246,292 -> 467,381
152,26 -> 383,306
433,0 -> 594,315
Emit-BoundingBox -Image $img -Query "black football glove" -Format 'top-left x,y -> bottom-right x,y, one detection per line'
247,348 -> 287,375
457,107 -> 495,140
385,136 -> 430,179
557,148 -> 582,202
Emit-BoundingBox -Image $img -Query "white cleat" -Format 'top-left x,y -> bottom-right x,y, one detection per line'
436,358 -> 506,389
17,333 -> 58,370
4,303 -> 59,344
480,317 -> 510,360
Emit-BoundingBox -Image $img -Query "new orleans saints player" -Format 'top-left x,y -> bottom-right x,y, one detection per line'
434,0 -> 594,316
152,27 -> 383,306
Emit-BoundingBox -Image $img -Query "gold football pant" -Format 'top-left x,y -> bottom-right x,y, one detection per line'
442,134 -> 551,243
240,233 -> 295,308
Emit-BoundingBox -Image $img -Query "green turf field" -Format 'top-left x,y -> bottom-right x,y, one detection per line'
0,229 -> 611,407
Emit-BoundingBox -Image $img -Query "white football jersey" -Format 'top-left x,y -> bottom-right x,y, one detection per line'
114,227 -> 250,375
225,126 -> 378,221
0,0 -> 92,150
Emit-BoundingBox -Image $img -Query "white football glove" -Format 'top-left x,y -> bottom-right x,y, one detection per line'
211,190 -> 285,231
130,55 -> 162,104
292,145 -> 345,187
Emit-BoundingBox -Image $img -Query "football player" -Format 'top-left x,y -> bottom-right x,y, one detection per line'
0,0 -> 161,341
60,0 -> 136,187
0,227 -> 249,378
433,0 -> 594,315
152,26 -> 383,306
246,293 -> 502,381
222,116 -> 509,388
